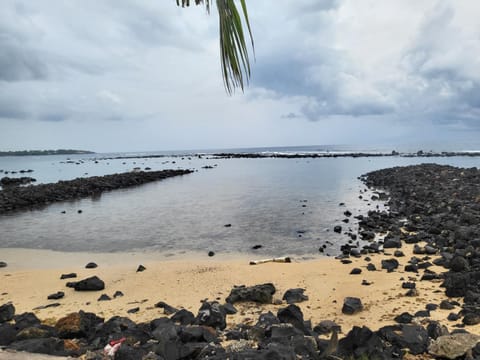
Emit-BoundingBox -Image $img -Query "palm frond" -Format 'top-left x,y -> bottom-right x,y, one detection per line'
177,0 -> 254,94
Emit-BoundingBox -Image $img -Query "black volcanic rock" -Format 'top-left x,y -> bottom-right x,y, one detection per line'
0,169 -> 193,214
72,276 -> 105,291
0,303 -> 15,323
282,288 -> 308,304
226,283 -> 276,304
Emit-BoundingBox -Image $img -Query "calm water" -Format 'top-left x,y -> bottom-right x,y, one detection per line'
1,148 -> 479,257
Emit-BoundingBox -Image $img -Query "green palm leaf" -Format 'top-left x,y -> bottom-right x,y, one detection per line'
177,0 -> 254,94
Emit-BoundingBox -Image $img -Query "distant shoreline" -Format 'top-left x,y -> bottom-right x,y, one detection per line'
0,149 -> 95,157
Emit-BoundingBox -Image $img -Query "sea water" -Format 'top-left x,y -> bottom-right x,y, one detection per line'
0,146 -> 479,257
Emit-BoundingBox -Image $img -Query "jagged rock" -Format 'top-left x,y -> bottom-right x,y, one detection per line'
195,301 -> 226,330
0,303 -> 15,323
381,259 -> 399,272
277,304 -> 309,334
429,333 -> 480,359
378,324 -> 429,355
342,297 -> 363,315
55,311 -> 103,339
226,283 -> 276,304
282,288 -> 308,304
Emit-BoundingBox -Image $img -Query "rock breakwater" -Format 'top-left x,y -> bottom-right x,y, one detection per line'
0,169 -> 193,214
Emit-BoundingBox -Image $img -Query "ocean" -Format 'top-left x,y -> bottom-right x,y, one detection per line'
1,145 -> 480,257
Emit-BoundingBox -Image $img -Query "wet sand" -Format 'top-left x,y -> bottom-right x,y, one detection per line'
0,243 -> 472,335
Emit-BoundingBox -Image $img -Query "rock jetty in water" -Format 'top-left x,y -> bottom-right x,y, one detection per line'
0,169 -> 193,214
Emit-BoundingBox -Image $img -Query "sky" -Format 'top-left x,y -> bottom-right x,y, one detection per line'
1,0 -> 480,152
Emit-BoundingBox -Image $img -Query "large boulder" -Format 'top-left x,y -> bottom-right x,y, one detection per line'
226,283 -> 276,304
342,297 -> 363,315
71,276 -> 105,291
429,333 -> 480,359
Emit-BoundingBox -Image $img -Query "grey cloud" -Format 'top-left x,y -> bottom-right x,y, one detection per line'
252,49 -> 394,120
0,35 -> 48,82
401,2 -> 480,127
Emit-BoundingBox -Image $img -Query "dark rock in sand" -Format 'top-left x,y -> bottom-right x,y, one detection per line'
47,291 -> 65,300
97,294 -> 111,301
366,263 -> 376,271
195,301 -> 227,330
252,244 -> 263,250
127,307 -> 140,314
226,283 -> 276,304
342,297 -> 363,315
381,258 -> 399,272
383,236 -> 402,248
85,262 -> 97,269
394,250 -> 405,257
136,264 -> 146,272
113,290 -> 124,298
60,273 -> 77,280
440,300 -> 456,310
402,282 -> 416,289
72,276 -> 105,291
463,313 -> 480,326
208,251 -> 215,257
0,261 -> 7,268
277,304 -> 309,334
394,312 -> 413,324
155,301 -> 179,315
448,313 -> 461,321
282,288 -> 308,304
378,324 -> 429,355
170,309 -> 195,325
0,303 -> 15,323
333,225 -> 342,233
350,268 -> 362,275
337,326 -> 388,360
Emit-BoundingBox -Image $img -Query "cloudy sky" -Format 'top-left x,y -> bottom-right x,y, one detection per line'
1,0 -> 479,152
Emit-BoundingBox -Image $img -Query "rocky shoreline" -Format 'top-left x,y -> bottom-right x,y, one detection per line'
1,163 -> 480,359
0,169 -> 193,214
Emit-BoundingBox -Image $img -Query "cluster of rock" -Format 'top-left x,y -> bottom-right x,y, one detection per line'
0,170 -> 193,214
359,164 -> 480,326
3,282 -> 478,359
211,151 -> 480,159
0,177 -> 36,187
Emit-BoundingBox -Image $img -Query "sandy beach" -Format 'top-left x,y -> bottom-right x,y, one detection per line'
0,242 -> 470,335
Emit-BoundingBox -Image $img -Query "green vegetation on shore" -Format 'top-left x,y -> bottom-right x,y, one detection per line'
0,149 -> 95,156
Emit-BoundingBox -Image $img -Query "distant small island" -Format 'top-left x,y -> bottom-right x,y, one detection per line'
0,149 -> 95,156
